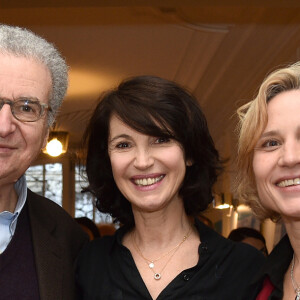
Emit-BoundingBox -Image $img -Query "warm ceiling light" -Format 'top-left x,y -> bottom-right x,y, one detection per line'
46,138 -> 63,157
43,131 -> 69,157
213,193 -> 232,209
215,203 -> 231,209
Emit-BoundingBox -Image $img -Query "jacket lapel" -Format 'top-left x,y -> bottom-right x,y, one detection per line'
27,190 -> 63,300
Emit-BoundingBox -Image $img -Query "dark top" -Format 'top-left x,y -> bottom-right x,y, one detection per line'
243,234 -> 293,300
0,202 -> 40,299
76,219 -> 265,300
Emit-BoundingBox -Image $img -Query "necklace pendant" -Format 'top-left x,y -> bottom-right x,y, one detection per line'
296,293 -> 300,300
149,262 -> 154,269
154,273 -> 161,280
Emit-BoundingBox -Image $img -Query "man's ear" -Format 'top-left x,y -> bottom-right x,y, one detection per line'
42,128 -> 50,149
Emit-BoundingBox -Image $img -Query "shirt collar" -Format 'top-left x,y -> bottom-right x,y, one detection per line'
113,218 -> 231,257
13,175 -> 27,214
0,175 -> 27,234
262,234 -> 292,289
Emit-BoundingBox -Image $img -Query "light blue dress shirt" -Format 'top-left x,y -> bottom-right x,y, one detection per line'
0,175 -> 27,253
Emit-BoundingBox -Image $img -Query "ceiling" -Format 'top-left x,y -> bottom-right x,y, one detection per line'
2,1 -> 300,166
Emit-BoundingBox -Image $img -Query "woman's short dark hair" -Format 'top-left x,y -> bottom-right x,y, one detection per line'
83,75 -> 223,226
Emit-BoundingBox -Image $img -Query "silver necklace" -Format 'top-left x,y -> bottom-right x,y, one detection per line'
133,233 -> 188,269
291,254 -> 300,300
132,227 -> 191,280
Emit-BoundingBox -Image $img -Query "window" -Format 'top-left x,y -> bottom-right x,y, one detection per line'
25,163 -> 63,206
75,165 -> 112,224
26,162 -> 112,224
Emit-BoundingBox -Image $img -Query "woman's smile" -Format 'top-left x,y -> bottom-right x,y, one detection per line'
132,174 -> 165,187
276,177 -> 300,187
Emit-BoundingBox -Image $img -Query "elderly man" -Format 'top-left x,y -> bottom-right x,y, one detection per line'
0,25 -> 88,299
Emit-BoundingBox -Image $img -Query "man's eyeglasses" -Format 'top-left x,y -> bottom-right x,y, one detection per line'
0,97 -> 51,122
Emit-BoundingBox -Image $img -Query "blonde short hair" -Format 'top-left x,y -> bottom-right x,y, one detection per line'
236,62 -> 300,220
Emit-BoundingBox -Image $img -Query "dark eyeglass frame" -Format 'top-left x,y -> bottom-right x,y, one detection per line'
0,97 -> 52,122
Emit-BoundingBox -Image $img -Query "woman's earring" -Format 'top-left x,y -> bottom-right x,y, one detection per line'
186,160 -> 193,167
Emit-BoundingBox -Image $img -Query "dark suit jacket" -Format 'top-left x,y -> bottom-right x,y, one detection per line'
27,189 -> 88,300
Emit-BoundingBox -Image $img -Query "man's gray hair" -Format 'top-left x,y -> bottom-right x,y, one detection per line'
0,24 -> 68,126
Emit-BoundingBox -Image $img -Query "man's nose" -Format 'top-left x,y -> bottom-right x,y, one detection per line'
0,104 -> 16,137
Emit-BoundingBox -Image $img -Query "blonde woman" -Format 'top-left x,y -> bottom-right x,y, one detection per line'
237,62 -> 300,299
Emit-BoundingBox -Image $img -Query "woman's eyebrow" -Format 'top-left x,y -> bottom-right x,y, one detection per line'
109,134 -> 131,143
259,130 -> 279,139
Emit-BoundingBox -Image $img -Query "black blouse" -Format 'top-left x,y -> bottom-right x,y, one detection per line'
76,219 -> 265,300
243,234 -> 293,300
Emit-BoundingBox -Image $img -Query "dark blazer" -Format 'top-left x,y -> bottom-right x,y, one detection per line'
27,189 -> 88,300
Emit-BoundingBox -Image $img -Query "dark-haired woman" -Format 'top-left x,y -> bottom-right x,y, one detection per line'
76,75 -> 265,300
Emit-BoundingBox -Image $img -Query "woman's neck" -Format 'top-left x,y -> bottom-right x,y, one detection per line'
130,200 -> 193,250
